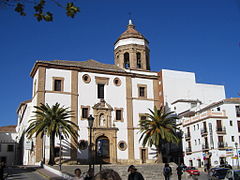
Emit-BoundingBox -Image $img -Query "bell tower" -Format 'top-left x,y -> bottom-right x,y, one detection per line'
114,20 -> 150,70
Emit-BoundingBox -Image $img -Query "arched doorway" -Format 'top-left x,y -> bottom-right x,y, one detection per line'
96,136 -> 110,163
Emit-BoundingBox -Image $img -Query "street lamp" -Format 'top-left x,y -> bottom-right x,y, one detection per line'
87,115 -> 95,170
235,142 -> 239,169
59,125 -> 63,171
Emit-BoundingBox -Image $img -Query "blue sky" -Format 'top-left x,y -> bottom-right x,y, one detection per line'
0,0 -> 240,126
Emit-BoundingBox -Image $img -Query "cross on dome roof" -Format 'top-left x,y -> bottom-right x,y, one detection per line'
115,19 -> 148,44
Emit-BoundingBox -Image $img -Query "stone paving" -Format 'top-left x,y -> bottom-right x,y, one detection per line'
51,163 -> 182,180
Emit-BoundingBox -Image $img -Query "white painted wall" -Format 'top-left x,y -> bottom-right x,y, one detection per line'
45,68 -> 71,92
162,69 -> 225,114
114,38 -> 148,50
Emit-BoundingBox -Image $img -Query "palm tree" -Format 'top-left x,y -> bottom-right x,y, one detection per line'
26,103 -> 79,165
139,106 -> 180,163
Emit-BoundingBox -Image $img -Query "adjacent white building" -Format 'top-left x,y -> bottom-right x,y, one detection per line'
0,125 -> 17,166
180,98 -> 240,168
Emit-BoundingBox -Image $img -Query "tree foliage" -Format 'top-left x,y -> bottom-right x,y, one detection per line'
1,0 -> 80,22
139,106 -> 180,162
26,102 -> 79,165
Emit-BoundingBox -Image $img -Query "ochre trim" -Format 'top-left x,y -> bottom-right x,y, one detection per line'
80,105 -> 90,120
30,62 -> 158,80
137,84 -> 147,99
153,79 -> 161,108
118,140 -> 127,151
70,70 -> 78,160
44,90 -> 78,96
82,74 -> 91,84
139,147 -> 148,164
126,76 -> 134,161
95,76 -> 109,85
113,77 -> 121,86
114,108 -> 124,122
92,128 -> 118,163
52,77 -> 64,92
35,67 -> 46,162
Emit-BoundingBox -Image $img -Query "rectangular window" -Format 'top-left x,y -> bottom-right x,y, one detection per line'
139,87 -> 145,97
238,121 -> 240,132
232,136 -> 235,142
116,110 -> 122,121
230,120 -> 233,126
7,145 -> 14,152
54,79 -> 62,91
236,106 -> 240,117
216,120 -> 222,131
98,84 -> 104,99
82,108 -> 89,119
140,115 -> 147,121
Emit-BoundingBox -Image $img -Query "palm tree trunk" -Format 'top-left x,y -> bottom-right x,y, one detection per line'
48,132 -> 55,165
156,145 -> 163,163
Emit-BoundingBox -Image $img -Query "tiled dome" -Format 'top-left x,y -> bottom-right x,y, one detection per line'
115,20 -> 148,43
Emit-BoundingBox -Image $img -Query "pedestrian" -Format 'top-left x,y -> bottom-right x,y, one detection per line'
176,164 -> 183,180
206,163 -> 210,173
84,168 -> 94,180
163,163 -> 172,180
72,168 -> 84,180
128,165 -> 144,180
94,169 -> 121,180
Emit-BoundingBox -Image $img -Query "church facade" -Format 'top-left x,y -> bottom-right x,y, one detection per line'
17,20 -> 162,165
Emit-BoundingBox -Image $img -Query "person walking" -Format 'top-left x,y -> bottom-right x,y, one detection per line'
72,168 -> 84,180
163,163 -> 172,180
128,165 -> 144,180
84,168 -> 94,180
176,164 -> 183,180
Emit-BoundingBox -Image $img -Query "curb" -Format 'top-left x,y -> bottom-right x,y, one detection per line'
42,164 -> 73,180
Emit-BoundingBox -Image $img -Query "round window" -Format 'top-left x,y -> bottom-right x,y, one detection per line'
118,141 -> 127,151
82,74 -> 91,83
79,140 -> 88,150
113,77 -> 121,86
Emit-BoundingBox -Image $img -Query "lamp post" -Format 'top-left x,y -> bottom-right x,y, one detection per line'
87,115 -> 95,170
59,126 -> 63,171
235,142 -> 239,169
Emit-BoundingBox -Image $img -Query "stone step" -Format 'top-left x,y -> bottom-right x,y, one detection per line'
51,163 -> 179,180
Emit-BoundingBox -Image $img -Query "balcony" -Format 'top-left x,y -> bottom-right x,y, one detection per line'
185,133 -> 191,140
201,128 -> 208,136
202,144 -> 209,151
186,147 -> 192,154
182,110 -> 227,126
216,127 -> 226,134
218,142 -> 228,149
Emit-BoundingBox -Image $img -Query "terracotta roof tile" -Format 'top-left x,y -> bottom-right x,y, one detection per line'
0,125 -> 16,133
115,24 -> 148,43
38,59 -> 125,73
